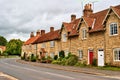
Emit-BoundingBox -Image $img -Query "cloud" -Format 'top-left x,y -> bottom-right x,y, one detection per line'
0,0 -> 120,41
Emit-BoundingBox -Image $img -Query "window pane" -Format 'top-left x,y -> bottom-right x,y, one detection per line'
110,23 -> 118,35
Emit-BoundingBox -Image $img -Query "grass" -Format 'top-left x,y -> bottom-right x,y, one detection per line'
0,55 -> 20,58
98,66 -> 120,71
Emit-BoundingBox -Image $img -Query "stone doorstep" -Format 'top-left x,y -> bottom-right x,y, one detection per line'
0,72 -> 18,80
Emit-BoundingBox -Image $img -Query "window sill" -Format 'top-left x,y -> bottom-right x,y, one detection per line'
109,34 -> 118,36
114,60 -> 120,62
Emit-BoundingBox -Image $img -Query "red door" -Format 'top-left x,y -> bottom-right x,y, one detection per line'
89,51 -> 93,65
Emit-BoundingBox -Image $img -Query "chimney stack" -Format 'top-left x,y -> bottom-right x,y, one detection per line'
71,14 -> 76,22
36,30 -> 40,36
50,27 -> 54,32
30,32 -> 34,38
41,30 -> 45,35
83,4 -> 93,17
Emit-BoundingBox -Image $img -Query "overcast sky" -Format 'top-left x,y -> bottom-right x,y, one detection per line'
0,0 -> 120,41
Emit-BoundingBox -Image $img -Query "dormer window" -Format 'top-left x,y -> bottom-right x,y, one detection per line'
82,28 -> 87,39
110,23 -> 118,36
62,33 -> 67,42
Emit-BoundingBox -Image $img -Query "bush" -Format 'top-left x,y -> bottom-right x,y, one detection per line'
46,56 -> 53,63
65,55 -> 78,66
61,58 -> 67,66
92,58 -> 97,66
54,55 -> 58,60
3,52 -> 9,57
52,60 -> 61,64
30,54 -> 36,62
21,53 -> 26,60
59,50 -> 65,58
75,61 -> 87,67
65,52 -> 72,59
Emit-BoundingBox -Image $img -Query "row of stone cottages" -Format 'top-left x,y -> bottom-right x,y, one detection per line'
22,4 -> 120,67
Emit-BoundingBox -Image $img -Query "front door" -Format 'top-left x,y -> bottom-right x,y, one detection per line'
98,49 -> 104,66
89,50 -> 93,65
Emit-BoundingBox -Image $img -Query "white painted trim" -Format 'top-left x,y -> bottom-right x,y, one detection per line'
109,22 -> 118,36
113,48 -> 120,62
92,19 -> 96,29
88,50 -> 90,65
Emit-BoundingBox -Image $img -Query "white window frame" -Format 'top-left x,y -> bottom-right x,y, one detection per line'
50,41 -> 55,47
113,48 -> 120,61
42,43 -> 46,48
82,28 -> 87,39
50,52 -> 54,59
109,23 -> 118,36
34,44 -> 37,50
78,50 -> 83,59
62,33 -> 67,42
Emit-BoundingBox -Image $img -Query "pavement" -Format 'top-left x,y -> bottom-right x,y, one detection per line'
17,59 -> 120,79
0,72 -> 18,80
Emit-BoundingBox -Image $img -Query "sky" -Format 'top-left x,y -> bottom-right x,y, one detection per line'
0,0 -> 120,41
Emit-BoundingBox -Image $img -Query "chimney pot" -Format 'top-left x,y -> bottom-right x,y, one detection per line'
30,32 -> 34,38
41,30 -> 45,35
50,27 -> 54,32
83,3 -> 93,17
36,30 -> 40,36
71,14 -> 76,22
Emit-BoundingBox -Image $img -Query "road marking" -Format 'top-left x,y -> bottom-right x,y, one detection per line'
0,59 -> 75,79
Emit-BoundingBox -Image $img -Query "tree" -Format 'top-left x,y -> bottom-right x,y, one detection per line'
6,39 -> 23,56
0,36 -> 7,46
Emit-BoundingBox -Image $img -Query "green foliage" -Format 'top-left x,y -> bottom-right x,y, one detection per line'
59,50 -> 65,58
30,54 -> 36,62
0,36 -> 7,46
3,52 -> 9,57
65,52 -> 72,59
61,58 -> 67,66
6,39 -> 23,55
54,55 -> 58,60
0,51 -> 2,56
52,60 -> 61,64
65,55 -> 78,66
75,61 -> 87,67
21,53 -> 26,60
92,58 -> 97,66
52,54 -> 79,66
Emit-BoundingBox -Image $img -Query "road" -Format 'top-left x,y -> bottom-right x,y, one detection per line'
0,58 -> 119,80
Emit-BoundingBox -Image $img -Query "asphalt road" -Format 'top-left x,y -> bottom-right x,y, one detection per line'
0,58 -> 119,80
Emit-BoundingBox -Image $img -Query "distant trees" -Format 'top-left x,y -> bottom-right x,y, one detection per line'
6,39 -> 23,56
0,36 -> 7,46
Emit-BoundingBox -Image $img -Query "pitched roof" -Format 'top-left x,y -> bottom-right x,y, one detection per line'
88,5 -> 120,33
61,18 -> 80,37
24,36 -> 40,45
34,29 -> 60,43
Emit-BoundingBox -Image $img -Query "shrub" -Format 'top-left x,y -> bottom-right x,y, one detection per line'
0,51 -> 2,56
59,50 -> 65,58
46,56 -> 53,63
65,52 -> 72,59
21,53 -> 26,60
65,55 -> 78,66
3,52 -> 9,57
61,58 -> 67,66
52,60 -> 61,64
92,58 -> 97,66
25,56 -> 30,61
75,61 -> 87,67
30,54 -> 36,62
54,55 -> 58,60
